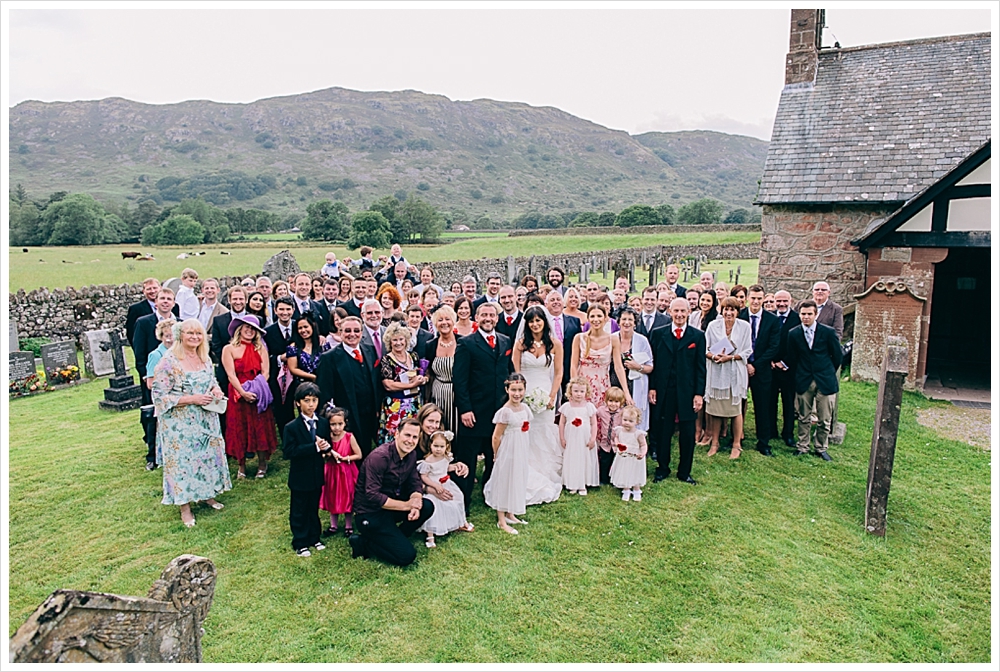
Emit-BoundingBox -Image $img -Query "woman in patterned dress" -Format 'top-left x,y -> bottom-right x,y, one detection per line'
153,319 -> 231,528
570,304 -> 633,408
377,323 -> 429,446
426,306 -> 459,432
222,315 -> 278,480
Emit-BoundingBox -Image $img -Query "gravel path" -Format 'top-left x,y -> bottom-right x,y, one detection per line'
916,406 -> 991,450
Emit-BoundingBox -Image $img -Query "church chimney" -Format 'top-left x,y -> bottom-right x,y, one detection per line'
785,9 -> 824,86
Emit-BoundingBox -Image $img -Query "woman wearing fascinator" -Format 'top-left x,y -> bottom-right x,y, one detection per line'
417,429 -> 475,548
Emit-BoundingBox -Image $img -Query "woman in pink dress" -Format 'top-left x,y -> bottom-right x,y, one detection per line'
570,304 -> 633,408
320,406 -> 362,536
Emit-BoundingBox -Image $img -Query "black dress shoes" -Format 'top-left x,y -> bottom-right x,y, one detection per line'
653,471 -> 668,483
347,533 -> 365,559
679,476 -> 697,485
758,446 -> 773,457
784,437 -> 797,448
817,451 -> 833,461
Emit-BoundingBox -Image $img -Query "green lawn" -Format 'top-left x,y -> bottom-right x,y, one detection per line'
8,231 -> 759,291
7,374 -> 990,662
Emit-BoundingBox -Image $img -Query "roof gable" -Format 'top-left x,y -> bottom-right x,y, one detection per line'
757,33 -> 991,205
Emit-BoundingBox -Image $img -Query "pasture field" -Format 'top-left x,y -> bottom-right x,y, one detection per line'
7,231 -> 760,291
7,372 -> 991,662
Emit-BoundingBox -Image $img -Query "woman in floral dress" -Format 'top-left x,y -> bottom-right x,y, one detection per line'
153,319 -> 231,528
570,304 -> 633,408
377,323 -> 429,446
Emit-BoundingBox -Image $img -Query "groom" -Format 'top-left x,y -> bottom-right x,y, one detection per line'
453,302 -> 512,514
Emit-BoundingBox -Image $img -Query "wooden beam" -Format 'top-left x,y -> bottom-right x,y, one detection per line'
879,231 -> 990,248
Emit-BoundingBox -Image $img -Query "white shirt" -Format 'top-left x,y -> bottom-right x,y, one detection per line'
747,308 -> 763,338
480,329 -> 498,344
670,322 -> 688,339
341,341 -> 363,360
197,300 -> 218,330
176,284 -> 201,321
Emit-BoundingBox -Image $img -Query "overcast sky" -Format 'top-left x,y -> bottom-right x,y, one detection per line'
4,4 -> 994,141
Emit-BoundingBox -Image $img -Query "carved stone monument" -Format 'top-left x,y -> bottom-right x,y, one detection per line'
9,555 -> 216,663
851,278 -> 926,389
97,331 -> 143,411
8,320 -> 19,353
83,329 -> 126,378
40,340 -> 83,387
261,249 -> 301,281
864,337 -> 909,537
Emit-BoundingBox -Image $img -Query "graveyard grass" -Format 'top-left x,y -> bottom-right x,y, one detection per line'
7,372 -> 990,663
7,230 -> 759,292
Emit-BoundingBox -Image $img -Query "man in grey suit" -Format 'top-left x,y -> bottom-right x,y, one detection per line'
360,299 -> 387,359
810,281 -> 843,341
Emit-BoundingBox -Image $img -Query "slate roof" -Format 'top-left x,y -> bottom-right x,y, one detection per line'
756,33 -> 991,205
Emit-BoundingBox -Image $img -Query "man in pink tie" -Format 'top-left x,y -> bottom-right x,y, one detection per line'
361,299 -> 385,358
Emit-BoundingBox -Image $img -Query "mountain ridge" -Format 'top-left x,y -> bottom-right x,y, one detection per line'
9,87 -> 768,220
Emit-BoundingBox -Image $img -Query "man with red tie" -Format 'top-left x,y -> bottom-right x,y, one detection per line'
495,285 -> 522,340
315,316 -> 380,457
649,298 -> 706,485
452,302 -> 512,514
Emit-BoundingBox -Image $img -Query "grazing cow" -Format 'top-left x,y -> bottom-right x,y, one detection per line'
220,251 -> 231,255
176,253 -> 189,259
122,251 -> 142,259
22,248 -> 28,253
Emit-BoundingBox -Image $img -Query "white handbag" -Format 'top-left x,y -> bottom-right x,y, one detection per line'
203,397 -> 228,414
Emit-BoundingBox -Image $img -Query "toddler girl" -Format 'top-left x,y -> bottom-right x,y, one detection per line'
596,386 -> 626,485
484,373 -> 532,535
610,406 -> 648,501
418,430 -> 475,548
319,405 -> 362,536
559,377 -> 599,495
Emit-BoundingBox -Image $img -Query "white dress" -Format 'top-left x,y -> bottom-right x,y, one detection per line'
609,427 -> 647,489
520,350 -> 563,505
417,456 -> 468,536
559,402 -> 599,490
483,405 -> 532,515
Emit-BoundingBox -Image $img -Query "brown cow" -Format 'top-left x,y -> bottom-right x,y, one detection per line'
122,251 -> 142,259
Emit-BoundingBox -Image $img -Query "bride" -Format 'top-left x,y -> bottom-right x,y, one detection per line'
512,306 -> 563,505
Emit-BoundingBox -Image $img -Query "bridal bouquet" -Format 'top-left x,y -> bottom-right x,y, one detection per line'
524,388 -> 550,414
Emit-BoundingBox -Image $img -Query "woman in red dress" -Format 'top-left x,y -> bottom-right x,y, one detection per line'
222,315 -> 277,479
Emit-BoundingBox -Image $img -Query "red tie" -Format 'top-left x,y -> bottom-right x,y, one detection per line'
506,316 -> 513,326
487,335 -> 496,349
674,328 -> 682,340
353,349 -> 363,364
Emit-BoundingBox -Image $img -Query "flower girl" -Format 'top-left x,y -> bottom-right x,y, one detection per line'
484,374 -> 532,535
609,406 -> 648,501
418,430 -> 474,548
559,377 -> 599,495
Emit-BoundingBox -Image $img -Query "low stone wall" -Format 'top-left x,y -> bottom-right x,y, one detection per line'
10,242 -> 759,343
508,224 -> 761,237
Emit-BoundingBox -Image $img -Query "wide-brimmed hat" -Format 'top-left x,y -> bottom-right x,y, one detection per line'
228,314 -> 266,338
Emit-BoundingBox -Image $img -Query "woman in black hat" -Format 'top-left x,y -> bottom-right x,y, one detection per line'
222,314 -> 278,479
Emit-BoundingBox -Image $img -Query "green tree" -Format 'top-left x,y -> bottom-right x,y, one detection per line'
614,204 -> 661,228
128,200 -> 161,240
100,213 -> 130,243
723,208 -> 750,224
568,211 -> 599,227
301,200 -> 350,241
396,195 -> 444,243
597,211 -> 617,227
40,193 -> 109,245
347,211 -> 392,250
677,198 -> 724,224
369,195 -> 402,239
9,197 -> 42,246
140,214 -> 206,246
656,203 -> 676,225
13,183 -> 28,205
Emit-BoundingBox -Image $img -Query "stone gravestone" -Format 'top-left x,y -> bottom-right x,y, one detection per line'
97,331 -> 143,411
261,249 -> 301,282
163,277 -> 181,295
10,555 -> 216,663
506,256 -> 516,285
40,340 -> 82,387
9,320 -> 19,353
864,337 -> 909,537
9,351 -> 38,395
628,261 -> 636,293
851,278 -> 926,389
83,329 -> 126,378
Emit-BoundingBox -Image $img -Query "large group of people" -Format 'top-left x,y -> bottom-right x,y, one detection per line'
129,248 -> 845,566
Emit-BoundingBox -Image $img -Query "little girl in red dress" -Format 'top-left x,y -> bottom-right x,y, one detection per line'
319,406 -> 362,536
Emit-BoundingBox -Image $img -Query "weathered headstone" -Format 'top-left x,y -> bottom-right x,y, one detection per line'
10,555 -> 216,663
528,255 -> 537,278
601,257 -> 608,279
163,277 -> 181,295
851,279 -> 926,388
261,249 -> 301,281
9,351 -> 37,386
506,255 -> 516,285
628,261 -> 636,293
97,331 -> 142,411
40,340 -> 82,386
864,337 -> 909,537
8,320 -> 19,353
579,264 -> 588,283
83,329 -> 125,378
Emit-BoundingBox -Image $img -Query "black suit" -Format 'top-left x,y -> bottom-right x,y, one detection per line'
739,308 -> 781,451
472,295 -> 501,312
786,323 -> 842,396
551,313 -> 582,390
339,298 -> 364,319
132,311 -> 172,463
650,324 -> 707,482
452,331 -> 512,513
635,311 -> 670,339
496,311 -> 523,341
410,328 -> 435,361
770,310 -> 801,443
264,322 -> 296,434
125,300 -> 178,345
210,312 -> 235,390
292,298 -> 329,336
282,414 -> 331,550
315,343 -> 380,457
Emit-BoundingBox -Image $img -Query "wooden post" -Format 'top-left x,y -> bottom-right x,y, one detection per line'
602,257 -> 608,279
864,337 -> 909,537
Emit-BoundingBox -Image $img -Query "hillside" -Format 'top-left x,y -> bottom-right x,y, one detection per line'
9,87 -> 768,220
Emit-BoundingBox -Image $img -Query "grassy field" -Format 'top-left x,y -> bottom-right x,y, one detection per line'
7,373 -> 990,662
8,231 -> 760,291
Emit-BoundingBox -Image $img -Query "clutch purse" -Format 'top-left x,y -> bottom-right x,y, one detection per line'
203,397 -> 228,414
140,404 -> 156,421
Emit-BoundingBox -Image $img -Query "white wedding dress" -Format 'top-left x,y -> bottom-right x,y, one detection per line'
520,350 -> 563,505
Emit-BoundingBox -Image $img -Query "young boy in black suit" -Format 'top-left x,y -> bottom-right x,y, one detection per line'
282,383 -> 332,557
